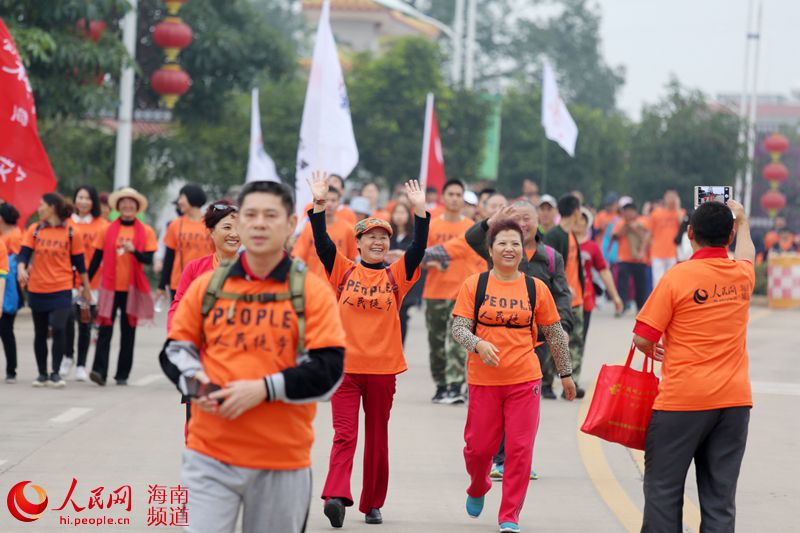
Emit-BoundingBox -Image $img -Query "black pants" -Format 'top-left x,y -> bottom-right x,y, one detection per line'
66,304 -> 96,367
91,292 -> 137,382
583,309 -> 592,346
642,407 -> 750,533
618,262 -> 650,310
0,312 -> 17,377
32,307 -> 71,377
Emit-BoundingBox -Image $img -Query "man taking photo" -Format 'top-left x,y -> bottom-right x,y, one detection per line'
632,199 -> 755,532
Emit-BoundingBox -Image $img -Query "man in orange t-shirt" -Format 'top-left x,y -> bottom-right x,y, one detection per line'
423,179 -> 480,404
292,186 -> 357,278
159,184 -> 215,299
612,201 -> 652,311
165,181 -> 346,533
649,190 -> 683,286
632,199 -> 754,532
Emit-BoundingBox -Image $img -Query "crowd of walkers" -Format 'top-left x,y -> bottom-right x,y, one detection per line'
0,174 -> 770,533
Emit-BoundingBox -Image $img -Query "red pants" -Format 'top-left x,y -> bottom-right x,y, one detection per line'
321,373 -> 397,514
464,380 -> 541,525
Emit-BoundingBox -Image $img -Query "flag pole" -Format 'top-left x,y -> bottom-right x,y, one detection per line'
541,134 -> 548,194
419,93 -> 433,187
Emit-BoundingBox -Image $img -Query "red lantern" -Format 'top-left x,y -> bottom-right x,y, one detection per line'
150,64 -> 191,109
764,133 -> 790,155
153,17 -> 193,62
760,190 -> 786,217
76,19 -> 107,43
762,162 -> 789,184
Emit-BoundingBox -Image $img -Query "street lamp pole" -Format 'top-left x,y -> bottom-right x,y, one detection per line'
464,0 -> 476,89
113,0 -> 137,190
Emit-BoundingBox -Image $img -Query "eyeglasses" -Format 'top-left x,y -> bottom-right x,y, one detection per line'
211,204 -> 237,212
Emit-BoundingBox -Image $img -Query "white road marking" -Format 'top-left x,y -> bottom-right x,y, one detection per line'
50,407 -> 92,424
133,374 -> 165,387
751,381 -> 800,396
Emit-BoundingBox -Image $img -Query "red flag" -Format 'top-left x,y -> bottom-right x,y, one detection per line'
0,19 -> 57,227
419,93 -> 446,193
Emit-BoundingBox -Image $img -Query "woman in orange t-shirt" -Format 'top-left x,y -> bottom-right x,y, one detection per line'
18,194 -> 93,388
87,188 -> 157,386
59,185 -> 109,382
0,203 -> 23,383
451,219 -> 574,532
308,173 -> 430,528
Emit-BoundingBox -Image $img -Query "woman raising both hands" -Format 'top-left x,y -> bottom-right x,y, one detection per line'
307,172 -> 430,528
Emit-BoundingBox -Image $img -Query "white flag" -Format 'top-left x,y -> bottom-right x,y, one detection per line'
541,59 -> 578,157
246,88 -> 280,183
295,0 -> 358,219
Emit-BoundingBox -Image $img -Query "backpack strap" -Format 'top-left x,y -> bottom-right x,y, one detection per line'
472,271 -> 490,334
336,265 -> 357,301
200,260 -> 237,318
544,245 -> 556,274
524,274 -> 537,316
384,266 -> 400,311
288,259 -> 307,356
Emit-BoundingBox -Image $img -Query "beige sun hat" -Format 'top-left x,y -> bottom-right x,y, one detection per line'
109,187 -> 148,213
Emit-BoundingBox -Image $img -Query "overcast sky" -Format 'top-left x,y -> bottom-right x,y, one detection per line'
596,0 -> 799,117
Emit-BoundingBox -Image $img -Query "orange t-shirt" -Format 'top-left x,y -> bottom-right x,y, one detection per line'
442,235 -> 488,272
423,216 -> 478,300
0,239 -> 9,276
593,210 -> 617,244
612,217 -> 651,263
763,230 -> 779,251
94,223 -> 158,291
170,259 -> 346,470
634,248 -> 754,411
71,216 -> 110,289
292,217 -> 357,279
21,224 -> 84,293
649,207 -> 682,259
372,209 -> 391,222
1,226 -> 22,255
328,251 -> 420,374
565,231 -> 583,306
302,203 -> 357,226
453,273 -> 561,386
164,216 -> 215,289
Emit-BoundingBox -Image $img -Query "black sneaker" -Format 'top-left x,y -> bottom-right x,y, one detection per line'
441,384 -> 465,405
5,374 -> 16,384
49,373 -> 66,388
324,498 -> 346,528
365,508 -> 382,524
115,379 -> 128,386
90,370 -> 106,386
431,386 -> 447,404
32,374 -> 48,388
541,385 -> 557,399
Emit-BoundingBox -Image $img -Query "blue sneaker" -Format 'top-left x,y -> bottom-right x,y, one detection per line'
466,495 -> 484,518
490,463 -> 504,480
529,467 -> 539,480
499,522 -> 520,532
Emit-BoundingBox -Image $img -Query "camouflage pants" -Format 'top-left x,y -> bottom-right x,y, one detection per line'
425,299 -> 466,387
542,305 -> 585,387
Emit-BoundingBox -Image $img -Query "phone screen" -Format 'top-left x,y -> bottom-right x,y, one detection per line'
694,186 -> 732,209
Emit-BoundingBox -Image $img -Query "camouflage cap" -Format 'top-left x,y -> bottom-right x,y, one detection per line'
354,217 -> 393,238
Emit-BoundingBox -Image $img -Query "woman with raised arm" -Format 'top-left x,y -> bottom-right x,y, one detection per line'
451,218 -> 575,533
307,172 -> 429,528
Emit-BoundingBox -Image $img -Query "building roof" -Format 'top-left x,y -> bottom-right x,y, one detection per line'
303,0 -> 440,38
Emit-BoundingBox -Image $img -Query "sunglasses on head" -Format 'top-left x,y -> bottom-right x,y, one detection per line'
211,204 -> 237,212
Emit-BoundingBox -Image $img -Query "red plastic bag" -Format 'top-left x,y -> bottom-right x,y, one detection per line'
580,344 -> 660,450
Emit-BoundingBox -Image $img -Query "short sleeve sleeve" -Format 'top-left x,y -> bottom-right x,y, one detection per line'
452,276 -> 478,320
163,219 -> 178,249
635,275 -> 673,334
532,277 -> 560,326
591,243 -> 607,271
169,272 -> 208,346
0,239 -> 9,274
21,225 -> 36,249
303,273 -> 347,351
93,226 -> 108,250
611,219 -> 624,237
145,226 -> 159,252
291,225 -> 312,262
327,250 -> 356,290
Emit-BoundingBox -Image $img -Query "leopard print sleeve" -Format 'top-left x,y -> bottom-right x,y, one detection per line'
540,322 -> 572,376
452,316 -> 481,353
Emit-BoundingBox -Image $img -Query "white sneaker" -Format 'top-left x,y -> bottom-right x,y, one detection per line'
59,357 -> 74,377
74,366 -> 88,382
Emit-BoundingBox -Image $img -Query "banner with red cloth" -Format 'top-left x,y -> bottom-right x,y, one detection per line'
419,92 -> 446,193
0,19 -> 57,226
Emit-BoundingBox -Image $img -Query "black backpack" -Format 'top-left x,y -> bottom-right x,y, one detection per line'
472,271 -> 537,333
